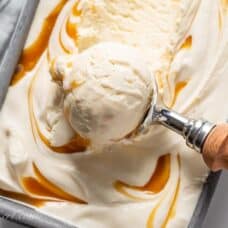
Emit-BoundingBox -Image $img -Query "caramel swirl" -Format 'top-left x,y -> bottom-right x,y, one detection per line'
11,0 -> 68,85
28,72 -> 89,154
115,154 -> 171,200
22,163 -> 87,204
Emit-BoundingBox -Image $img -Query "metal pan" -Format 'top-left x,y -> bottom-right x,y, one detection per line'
0,0 -> 221,227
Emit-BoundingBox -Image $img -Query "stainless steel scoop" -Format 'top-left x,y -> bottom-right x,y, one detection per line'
140,79 -> 216,153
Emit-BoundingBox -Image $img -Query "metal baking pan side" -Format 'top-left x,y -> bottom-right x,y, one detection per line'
188,171 -> 221,228
0,197 -> 75,228
0,1 -> 222,227
0,0 -> 37,105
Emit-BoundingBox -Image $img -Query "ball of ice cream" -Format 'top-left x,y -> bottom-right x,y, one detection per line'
52,42 -> 152,144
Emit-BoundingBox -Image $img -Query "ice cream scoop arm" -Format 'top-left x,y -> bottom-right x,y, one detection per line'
147,107 -> 216,152
140,76 -> 228,171
142,106 -> 228,171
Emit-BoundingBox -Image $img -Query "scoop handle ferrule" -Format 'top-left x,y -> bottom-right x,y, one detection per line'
154,107 -> 215,153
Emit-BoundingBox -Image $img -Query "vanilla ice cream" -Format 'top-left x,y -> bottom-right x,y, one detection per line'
0,0 -> 227,228
52,42 -> 152,144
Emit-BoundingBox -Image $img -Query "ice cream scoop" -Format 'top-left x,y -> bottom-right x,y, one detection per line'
140,78 -> 228,171
51,41 -> 227,170
52,42 -> 152,145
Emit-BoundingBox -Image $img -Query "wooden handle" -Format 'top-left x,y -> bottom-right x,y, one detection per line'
202,124 -> 228,171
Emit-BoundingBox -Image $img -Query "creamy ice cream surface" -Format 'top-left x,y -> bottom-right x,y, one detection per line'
52,42 -> 152,145
0,0 -> 228,228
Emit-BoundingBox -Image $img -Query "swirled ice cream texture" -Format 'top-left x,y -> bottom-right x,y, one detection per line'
0,0 -> 228,227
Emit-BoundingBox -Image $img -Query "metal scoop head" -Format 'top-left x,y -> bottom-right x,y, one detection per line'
137,77 -> 215,153
139,76 -> 159,132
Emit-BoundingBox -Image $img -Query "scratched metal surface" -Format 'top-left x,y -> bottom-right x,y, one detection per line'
0,0 -> 222,227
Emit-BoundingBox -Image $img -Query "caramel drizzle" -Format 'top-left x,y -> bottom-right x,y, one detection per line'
218,0 -> 228,31
59,18 -> 72,54
28,73 -> 89,154
180,36 -> 192,50
0,188 -> 47,207
146,155 -> 181,228
22,163 -> 86,204
221,0 -> 228,10
146,199 -> 163,228
170,36 -> 191,107
66,1 -> 82,45
37,128 -> 89,153
72,1 -> 82,17
171,81 -> 188,107
218,6 -> 222,31
59,1 -> 82,53
66,18 -> 79,44
11,0 -> 68,85
161,155 -> 181,227
114,154 -> 170,200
